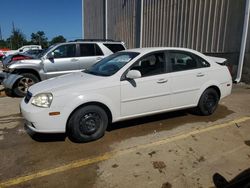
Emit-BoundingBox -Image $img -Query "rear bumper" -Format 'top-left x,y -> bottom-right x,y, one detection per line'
220,80 -> 233,99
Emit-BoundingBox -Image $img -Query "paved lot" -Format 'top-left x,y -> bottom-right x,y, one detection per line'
0,84 -> 250,188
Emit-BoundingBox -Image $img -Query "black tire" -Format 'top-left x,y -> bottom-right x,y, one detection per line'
67,105 -> 108,143
13,73 -> 39,97
196,88 -> 219,116
4,88 -> 14,97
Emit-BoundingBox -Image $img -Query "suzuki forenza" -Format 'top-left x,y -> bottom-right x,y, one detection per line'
20,48 -> 232,142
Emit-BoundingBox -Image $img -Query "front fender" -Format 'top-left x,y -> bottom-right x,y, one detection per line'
56,92 -> 120,128
2,73 -> 23,89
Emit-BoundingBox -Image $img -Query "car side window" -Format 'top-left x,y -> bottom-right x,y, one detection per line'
53,44 -> 76,58
80,44 -> 104,57
168,51 -> 209,72
103,43 -> 125,53
130,52 -> 166,77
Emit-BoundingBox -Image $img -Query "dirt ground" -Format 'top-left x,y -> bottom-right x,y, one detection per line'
0,84 -> 250,188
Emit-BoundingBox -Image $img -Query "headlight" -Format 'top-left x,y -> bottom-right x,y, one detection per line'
31,93 -> 53,108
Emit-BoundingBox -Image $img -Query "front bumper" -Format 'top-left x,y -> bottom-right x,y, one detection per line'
0,72 -> 23,89
0,71 -> 7,84
20,99 -> 66,133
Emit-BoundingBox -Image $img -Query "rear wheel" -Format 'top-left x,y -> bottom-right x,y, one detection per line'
196,88 -> 219,116
67,105 -> 108,143
13,73 -> 39,97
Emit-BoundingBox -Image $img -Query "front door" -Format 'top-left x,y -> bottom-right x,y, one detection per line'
120,52 -> 172,117
43,44 -> 80,78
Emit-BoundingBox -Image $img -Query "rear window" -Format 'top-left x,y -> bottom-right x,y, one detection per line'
103,43 -> 125,53
79,44 -> 104,56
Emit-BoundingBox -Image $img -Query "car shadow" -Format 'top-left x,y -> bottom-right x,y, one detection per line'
2,88 -> 17,98
107,105 -> 234,132
107,109 -> 189,131
25,125 -> 67,142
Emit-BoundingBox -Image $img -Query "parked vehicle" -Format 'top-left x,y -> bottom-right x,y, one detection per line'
0,40 -> 126,96
0,48 -> 10,60
20,47 -> 232,143
4,45 -> 42,57
1,49 -> 44,66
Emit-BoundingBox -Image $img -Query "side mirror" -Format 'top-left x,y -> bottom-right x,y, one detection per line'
19,49 -> 23,52
47,52 -> 54,60
126,70 -> 141,79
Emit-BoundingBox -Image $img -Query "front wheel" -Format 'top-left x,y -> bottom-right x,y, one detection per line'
13,73 -> 39,97
67,105 -> 108,143
196,88 -> 219,116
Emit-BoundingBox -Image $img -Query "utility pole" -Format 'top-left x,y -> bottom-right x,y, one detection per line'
140,0 -> 144,48
105,0 -> 108,39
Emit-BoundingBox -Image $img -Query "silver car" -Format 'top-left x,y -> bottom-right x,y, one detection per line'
0,40 -> 126,97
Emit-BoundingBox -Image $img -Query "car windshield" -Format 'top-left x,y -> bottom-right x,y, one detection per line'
84,52 -> 139,76
37,44 -> 56,58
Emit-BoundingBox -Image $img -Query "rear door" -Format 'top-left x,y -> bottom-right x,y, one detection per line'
166,50 -> 210,108
43,44 -> 79,78
77,43 -> 105,70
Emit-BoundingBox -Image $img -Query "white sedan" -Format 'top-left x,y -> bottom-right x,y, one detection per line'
20,48 -> 232,142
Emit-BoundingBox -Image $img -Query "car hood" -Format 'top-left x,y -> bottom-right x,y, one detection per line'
29,72 -> 109,96
18,59 -> 41,64
7,58 -> 41,68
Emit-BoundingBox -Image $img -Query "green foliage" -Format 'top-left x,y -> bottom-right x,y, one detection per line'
0,40 -> 7,48
50,35 -> 66,45
7,29 -> 27,50
2,28 -> 67,49
31,31 -> 48,48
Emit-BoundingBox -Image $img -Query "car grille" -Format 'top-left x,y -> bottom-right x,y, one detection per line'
24,91 -> 32,104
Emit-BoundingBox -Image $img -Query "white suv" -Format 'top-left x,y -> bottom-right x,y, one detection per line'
4,45 -> 42,56
20,47 -> 232,142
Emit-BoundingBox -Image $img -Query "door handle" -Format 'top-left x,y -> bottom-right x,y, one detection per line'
196,73 -> 205,77
157,78 -> 168,84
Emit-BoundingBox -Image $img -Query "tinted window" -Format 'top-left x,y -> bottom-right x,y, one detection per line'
80,44 -> 103,56
53,44 -> 76,58
130,52 -> 166,77
168,51 -> 209,72
103,43 -> 125,53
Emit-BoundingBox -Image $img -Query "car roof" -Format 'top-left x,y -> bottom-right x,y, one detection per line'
123,47 -> 200,54
67,39 -> 124,44
56,41 -> 125,46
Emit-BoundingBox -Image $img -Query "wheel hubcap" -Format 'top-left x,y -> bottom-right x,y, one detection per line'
79,112 -> 101,135
18,77 -> 35,94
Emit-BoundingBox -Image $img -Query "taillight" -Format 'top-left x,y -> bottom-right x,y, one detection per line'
226,63 -> 233,76
12,56 -> 31,61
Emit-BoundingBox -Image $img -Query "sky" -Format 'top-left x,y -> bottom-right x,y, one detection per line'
0,0 -> 82,41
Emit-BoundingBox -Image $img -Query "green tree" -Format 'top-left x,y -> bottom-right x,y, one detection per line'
50,35 -> 66,45
31,31 -> 48,48
0,40 -> 7,48
7,29 -> 27,50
